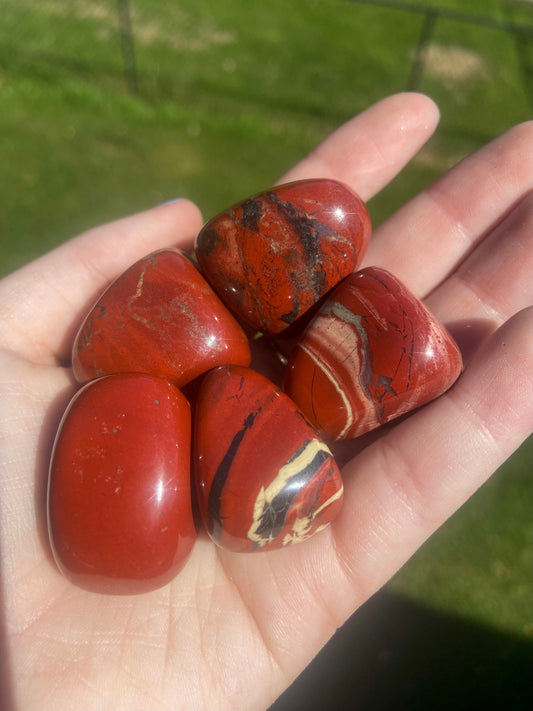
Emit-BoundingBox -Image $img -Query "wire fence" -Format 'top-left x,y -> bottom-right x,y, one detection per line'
358,0 -> 533,91
1,0 -> 531,99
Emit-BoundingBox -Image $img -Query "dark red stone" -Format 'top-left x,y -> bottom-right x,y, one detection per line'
195,179 -> 371,335
48,374 -> 196,594
284,267 -> 463,440
194,365 -> 343,552
72,248 -> 251,386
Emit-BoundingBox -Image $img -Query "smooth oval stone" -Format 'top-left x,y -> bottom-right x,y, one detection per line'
194,365 -> 343,552
195,179 -> 371,335
284,267 -> 463,440
72,248 -> 251,386
48,374 -> 196,594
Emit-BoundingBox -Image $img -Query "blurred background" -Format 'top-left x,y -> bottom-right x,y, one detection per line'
1,0 -> 531,708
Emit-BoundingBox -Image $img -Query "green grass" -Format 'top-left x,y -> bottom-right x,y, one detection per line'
1,0 -> 531,274
0,0 -> 531,677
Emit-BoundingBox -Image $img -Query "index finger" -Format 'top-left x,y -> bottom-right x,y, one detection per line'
278,92 -> 440,200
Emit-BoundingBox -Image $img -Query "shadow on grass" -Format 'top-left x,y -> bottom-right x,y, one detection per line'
270,589 -> 533,711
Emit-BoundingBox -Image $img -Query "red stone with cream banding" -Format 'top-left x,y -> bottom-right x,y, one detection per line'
194,365 -> 343,552
284,267 -> 463,440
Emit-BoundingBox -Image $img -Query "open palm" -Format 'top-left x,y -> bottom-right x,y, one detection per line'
1,94 -> 531,711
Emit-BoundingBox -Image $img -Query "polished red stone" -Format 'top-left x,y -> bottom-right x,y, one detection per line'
48,374 -> 196,594
195,179 -> 371,335
284,267 -> 463,440
72,248 -> 251,386
194,365 -> 343,552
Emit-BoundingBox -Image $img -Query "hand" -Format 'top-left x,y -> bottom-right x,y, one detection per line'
1,93 -> 531,711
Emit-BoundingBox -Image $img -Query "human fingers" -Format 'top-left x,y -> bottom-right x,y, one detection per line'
425,190 -> 533,360
0,94 -> 438,366
278,92 -> 440,201
0,199 -> 203,365
325,187 -> 533,615
327,185 -> 532,470
225,184 -> 533,684
330,307 -> 533,620
363,121 -> 533,297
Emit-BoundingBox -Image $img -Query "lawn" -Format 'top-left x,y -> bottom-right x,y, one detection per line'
1,0 -> 531,272
1,0 -> 532,706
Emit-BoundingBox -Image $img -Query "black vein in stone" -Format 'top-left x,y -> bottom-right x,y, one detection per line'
267,192 -> 333,323
252,441 -> 331,543
208,408 -> 260,538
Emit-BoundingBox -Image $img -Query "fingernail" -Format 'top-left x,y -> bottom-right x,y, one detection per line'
157,198 -> 185,207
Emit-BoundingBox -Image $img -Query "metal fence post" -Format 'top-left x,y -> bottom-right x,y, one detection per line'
116,0 -> 139,93
406,8 -> 438,91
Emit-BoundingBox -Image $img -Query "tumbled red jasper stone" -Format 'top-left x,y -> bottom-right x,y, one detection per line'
194,365 -> 343,552
284,267 -> 463,440
195,179 -> 371,334
72,248 -> 251,386
48,374 -> 196,594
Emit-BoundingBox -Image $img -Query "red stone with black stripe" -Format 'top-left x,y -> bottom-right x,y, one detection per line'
194,365 -> 343,552
194,179 -> 371,335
